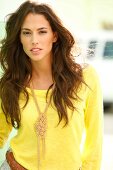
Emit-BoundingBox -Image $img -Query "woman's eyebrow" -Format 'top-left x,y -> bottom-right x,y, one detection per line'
21,27 -> 48,31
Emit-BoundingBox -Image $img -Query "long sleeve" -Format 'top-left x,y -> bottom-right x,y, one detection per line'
82,66 -> 103,170
0,101 -> 12,148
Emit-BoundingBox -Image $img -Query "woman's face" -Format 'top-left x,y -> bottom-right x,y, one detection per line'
20,13 -> 57,63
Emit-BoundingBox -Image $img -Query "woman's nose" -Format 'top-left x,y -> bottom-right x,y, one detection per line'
31,33 -> 39,45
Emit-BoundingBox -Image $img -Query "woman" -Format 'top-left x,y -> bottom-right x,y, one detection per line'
0,1 -> 103,170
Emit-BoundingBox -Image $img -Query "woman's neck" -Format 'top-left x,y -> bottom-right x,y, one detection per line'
31,62 -> 53,90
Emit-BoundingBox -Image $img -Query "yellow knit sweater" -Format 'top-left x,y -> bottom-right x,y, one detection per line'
0,65 -> 103,170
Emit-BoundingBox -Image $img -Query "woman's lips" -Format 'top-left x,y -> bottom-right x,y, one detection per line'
30,48 -> 42,54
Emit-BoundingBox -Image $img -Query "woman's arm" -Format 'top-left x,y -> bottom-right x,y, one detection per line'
0,105 -> 12,148
82,66 -> 103,170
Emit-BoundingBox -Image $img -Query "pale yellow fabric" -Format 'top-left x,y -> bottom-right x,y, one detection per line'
0,65 -> 103,170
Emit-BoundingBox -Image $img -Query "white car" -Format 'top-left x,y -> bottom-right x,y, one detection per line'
75,31 -> 113,105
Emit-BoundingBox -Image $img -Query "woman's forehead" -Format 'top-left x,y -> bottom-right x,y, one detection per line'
21,13 -> 51,30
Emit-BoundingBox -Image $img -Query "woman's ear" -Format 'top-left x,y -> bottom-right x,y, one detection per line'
53,32 -> 58,43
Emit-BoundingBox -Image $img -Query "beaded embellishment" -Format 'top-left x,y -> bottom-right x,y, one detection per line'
31,83 -> 54,170
34,112 -> 47,139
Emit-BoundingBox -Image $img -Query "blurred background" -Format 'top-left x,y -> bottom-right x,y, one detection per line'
0,0 -> 113,169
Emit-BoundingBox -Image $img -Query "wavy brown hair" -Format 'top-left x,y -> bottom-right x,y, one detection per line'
0,0 -> 84,128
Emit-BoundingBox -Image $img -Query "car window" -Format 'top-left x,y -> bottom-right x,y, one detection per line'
87,40 -> 97,59
103,41 -> 113,59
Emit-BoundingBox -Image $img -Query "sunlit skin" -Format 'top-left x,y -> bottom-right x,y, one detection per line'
20,13 -> 57,89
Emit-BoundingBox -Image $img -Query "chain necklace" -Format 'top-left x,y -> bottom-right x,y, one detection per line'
30,82 -> 54,170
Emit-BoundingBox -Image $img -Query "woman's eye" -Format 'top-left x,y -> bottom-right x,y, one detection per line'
22,31 -> 31,36
39,31 -> 47,34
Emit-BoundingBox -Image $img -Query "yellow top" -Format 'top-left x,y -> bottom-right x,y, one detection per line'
0,65 -> 103,170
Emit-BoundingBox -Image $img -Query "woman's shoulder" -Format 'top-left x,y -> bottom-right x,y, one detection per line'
82,63 -> 100,87
82,63 -> 99,78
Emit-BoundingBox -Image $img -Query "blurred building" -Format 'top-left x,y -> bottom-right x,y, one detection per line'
55,0 -> 113,32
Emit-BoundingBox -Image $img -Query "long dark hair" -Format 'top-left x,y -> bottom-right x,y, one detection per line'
0,0 -> 84,128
